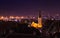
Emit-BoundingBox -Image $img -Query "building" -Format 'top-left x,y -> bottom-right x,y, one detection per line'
31,10 -> 42,28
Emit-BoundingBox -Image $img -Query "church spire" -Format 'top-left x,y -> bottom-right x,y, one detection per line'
39,10 -> 41,18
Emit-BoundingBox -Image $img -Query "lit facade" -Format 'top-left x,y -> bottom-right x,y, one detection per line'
31,11 -> 42,28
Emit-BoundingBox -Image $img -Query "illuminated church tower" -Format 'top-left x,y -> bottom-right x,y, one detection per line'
31,10 -> 42,28
38,10 -> 42,28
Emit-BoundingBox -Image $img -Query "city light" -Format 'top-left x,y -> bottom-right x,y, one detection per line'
0,16 -> 4,20
31,21 -> 42,28
9,16 -> 14,19
15,16 -> 20,19
20,16 -> 24,19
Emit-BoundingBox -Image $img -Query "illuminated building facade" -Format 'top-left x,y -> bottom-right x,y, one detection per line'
38,11 -> 42,28
31,11 -> 42,28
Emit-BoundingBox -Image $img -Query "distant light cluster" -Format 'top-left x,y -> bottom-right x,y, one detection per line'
0,16 -> 36,21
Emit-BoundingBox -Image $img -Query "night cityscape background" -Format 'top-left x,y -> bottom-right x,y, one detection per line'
0,0 -> 60,16
0,0 -> 60,38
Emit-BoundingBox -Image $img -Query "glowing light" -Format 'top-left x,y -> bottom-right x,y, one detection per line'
9,16 -> 14,19
31,16 -> 42,28
37,24 -> 42,28
20,16 -> 24,19
38,18 -> 42,25
0,16 -> 4,20
31,22 -> 42,28
15,16 -> 20,19
31,22 -> 38,28
4,17 -> 8,21
32,17 -> 35,19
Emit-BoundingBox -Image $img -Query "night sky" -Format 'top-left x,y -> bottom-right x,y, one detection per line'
0,0 -> 60,16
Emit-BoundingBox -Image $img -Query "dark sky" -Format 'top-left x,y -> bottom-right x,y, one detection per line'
0,0 -> 60,16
